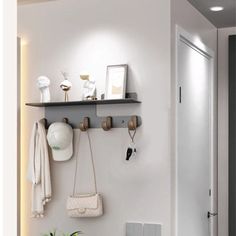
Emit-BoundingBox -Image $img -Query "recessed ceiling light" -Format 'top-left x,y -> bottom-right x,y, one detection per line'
210,6 -> 224,12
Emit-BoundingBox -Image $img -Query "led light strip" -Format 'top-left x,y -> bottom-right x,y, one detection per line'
0,0 -> 3,233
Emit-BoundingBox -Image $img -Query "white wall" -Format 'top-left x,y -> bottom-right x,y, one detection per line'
170,0 -> 217,235
0,1 -> 3,234
18,0 -> 171,236
18,1 -> 223,235
2,0 -> 18,236
218,26 -> 236,236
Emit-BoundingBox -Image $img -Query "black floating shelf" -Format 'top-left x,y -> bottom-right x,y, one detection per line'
26,98 -> 141,107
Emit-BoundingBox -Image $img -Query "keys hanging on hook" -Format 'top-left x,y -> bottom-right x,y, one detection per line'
126,142 -> 137,161
126,116 -> 138,161
126,129 -> 137,161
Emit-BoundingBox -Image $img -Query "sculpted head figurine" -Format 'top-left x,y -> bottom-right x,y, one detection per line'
37,76 -> 51,103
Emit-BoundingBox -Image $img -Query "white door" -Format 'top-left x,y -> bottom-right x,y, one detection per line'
176,29 -> 216,236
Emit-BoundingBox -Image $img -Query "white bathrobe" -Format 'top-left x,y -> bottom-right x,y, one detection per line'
27,119 -> 52,218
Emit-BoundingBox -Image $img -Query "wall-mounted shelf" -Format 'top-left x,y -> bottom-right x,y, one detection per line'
26,98 -> 141,107
25,93 -> 142,129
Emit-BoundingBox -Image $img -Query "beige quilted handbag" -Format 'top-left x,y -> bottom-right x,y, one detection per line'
67,193 -> 103,217
67,131 -> 103,218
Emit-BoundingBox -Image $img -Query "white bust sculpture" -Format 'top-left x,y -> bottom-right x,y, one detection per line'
80,73 -> 96,100
37,76 -> 51,103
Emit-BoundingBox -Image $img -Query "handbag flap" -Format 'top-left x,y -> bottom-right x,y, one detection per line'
67,194 -> 99,210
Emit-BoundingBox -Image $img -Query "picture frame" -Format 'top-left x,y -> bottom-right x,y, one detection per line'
105,64 -> 128,100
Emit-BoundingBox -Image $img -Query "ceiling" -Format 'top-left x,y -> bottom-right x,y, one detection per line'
17,0 -> 236,28
187,0 -> 236,28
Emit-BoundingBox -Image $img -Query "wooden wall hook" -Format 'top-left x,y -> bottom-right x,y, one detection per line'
128,116 -> 138,130
62,117 -> 69,124
42,118 -> 48,129
102,116 -> 112,131
79,117 -> 90,131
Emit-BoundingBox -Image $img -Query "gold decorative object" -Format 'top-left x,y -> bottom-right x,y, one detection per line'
60,72 -> 72,102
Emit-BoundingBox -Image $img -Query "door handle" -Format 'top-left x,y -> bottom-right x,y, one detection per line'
207,211 -> 218,218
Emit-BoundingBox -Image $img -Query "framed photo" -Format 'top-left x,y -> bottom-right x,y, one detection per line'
105,64 -> 128,99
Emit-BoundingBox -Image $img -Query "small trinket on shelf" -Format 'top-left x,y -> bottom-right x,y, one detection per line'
37,76 -> 51,103
80,72 -> 97,100
60,71 -> 72,102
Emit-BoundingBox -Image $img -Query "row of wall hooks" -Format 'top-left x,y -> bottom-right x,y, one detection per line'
42,103 -> 141,130
42,115 -> 140,131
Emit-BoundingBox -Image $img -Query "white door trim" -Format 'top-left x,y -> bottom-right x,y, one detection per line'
174,25 -> 218,236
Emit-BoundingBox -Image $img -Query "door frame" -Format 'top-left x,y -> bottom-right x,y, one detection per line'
174,25 -> 218,236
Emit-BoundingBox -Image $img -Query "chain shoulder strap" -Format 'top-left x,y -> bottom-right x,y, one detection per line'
72,130 -> 98,196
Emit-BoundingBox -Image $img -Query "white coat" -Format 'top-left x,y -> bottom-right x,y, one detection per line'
27,119 -> 52,218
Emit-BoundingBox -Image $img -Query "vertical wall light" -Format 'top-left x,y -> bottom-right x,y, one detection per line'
0,1 -> 4,234
20,39 -> 29,236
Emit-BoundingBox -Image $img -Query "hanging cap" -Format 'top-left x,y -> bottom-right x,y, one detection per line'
47,122 -> 73,161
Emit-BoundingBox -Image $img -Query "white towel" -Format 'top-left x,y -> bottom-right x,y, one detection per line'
27,119 -> 52,218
